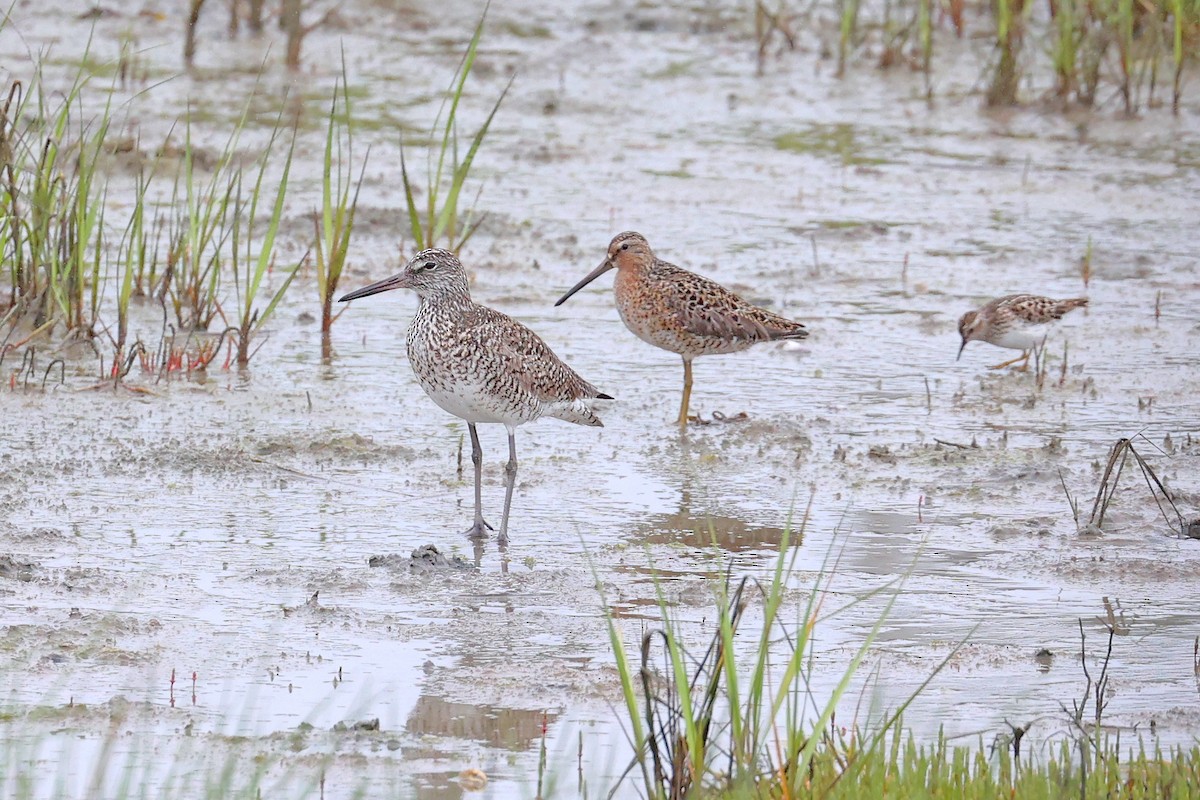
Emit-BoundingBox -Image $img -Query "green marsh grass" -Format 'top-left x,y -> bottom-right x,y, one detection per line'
165,119 -> 239,332
108,164 -> 153,382
400,8 -> 511,254
756,0 -> 1200,111
600,525 -> 1200,798
601,510 -> 972,798
0,33 -> 312,383
315,68 -> 369,359
0,53 -> 111,342
837,0 -> 862,77
229,119 -> 299,366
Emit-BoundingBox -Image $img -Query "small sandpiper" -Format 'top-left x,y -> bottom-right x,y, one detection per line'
957,294 -> 1088,370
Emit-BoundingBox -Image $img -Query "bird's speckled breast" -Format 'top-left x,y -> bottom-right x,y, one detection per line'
405,302 -> 539,425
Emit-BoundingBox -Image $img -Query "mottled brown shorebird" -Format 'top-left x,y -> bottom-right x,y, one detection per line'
339,249 -> 611,544
555,231 -> 809,428
958,294 -> 1088,370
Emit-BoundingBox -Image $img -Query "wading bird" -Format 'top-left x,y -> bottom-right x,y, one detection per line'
340,249 -> 611,544
957,294 -> 1088,370
555,231 -> 808,429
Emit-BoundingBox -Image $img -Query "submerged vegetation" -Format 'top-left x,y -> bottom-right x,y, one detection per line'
763,0 -> 1200,110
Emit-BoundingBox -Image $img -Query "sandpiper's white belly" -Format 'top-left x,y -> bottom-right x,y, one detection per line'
992,324 -> 1049,351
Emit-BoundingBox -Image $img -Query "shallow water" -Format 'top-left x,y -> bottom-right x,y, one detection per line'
1,0 -> 1199,796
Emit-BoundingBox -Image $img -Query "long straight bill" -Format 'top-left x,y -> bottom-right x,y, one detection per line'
554,260 -> 614,307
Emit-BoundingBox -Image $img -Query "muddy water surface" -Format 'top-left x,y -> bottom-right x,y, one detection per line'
1,0 -> 1199,796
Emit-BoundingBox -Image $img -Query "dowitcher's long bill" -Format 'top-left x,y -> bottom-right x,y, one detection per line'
340,249 -> 611,545
957,293 -> 1088,370
555,231 -> 809,429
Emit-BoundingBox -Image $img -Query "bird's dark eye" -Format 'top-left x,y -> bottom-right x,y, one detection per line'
620,243 -> 629,251
423,261 -> 437,271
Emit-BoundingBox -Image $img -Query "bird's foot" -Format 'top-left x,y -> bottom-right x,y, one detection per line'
686,410 -> 749,426
463,519 -> 494,540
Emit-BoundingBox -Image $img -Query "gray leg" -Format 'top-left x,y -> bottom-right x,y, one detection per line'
462,423 -> 493,539
498,426 -> 518,544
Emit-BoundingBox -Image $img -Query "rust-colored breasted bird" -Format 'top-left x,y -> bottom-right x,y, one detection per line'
957,294 -> 1088,370
555,232 -> 808,428
340,249 -> 611,544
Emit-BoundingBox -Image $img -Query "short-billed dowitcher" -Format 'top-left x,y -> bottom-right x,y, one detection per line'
555,231 -> 808,428
957,294 -> 1088,370
340,249 -> 611,544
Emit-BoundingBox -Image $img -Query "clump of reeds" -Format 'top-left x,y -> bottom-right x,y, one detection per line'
598,524 -> 1200,798
400,8 -> 511,254
0,42 -> 310,385
228,116 -> 299,367
315,61 -> 369,360
757,0 -> 1200,112
599,506 -> 973,798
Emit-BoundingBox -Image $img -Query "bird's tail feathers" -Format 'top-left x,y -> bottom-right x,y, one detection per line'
549,400 -> 605,427
771,325 -> 810,341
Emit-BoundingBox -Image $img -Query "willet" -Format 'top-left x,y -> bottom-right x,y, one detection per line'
341,249 -> 611,543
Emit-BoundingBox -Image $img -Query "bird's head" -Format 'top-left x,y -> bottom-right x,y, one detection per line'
554,231 -> 655,307
339,248 -> 470,304
956,309 -> 985,359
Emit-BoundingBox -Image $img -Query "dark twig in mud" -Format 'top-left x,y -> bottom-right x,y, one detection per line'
996,719 -> 1034,769
42,358 -> 64,390
923,376 -> 931,412
754,1 -> 797,75
17,346 -> 34,390
1034,341 -> 1049,391
184,0 -> 206,67
1080,238 -> 1092,288
1059,468 -> 1080,529
281,0 -> 340,70
1089,440 -> 1130,529
1098,597 -> 1131,635
1086,436 -> 1185,534
1154,290 -> 1162,324
1058,341 -> 1069,387
1058,619 -> 1116,800
934,438 -> 973,449
1066,619 -> 1115,734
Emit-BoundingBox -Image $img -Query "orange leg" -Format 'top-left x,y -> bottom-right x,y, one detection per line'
677,357 -> 693,429
988,351 -> 1030,371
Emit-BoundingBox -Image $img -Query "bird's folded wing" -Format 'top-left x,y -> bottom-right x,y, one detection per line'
659,271 -> 774,342
469,309 -> 599,402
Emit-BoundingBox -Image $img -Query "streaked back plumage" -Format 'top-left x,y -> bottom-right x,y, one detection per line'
958,293 -> 1088,354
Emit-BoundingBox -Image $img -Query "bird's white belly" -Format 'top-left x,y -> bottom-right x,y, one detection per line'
421,380 -> 528,425
992,324 -> 1049,351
